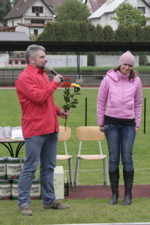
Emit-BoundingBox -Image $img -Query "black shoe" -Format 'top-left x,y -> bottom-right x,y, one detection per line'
122,192 -> 132,205
110,191 -> 119,205
109,170 -> 119,205
122,170 -> 134,206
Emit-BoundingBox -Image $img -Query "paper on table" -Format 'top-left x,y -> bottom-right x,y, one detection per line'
0,126 -> 12,139
11,127 -> 23,140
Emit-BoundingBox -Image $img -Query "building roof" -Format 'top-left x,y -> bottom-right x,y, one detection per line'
0,31 -> 30,41
5,0 -> 36,20
89,0 -> 127,19
89,0 -> 106,12
44,0 -> 65,11
89,0 -> 150,19
143,0 -> 150,7
5,0 -> 65,20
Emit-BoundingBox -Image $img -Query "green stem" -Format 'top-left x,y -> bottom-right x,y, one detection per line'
64,118 -> 67,131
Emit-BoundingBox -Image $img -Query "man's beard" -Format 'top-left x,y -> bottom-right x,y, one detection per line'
37,65 -> 45,69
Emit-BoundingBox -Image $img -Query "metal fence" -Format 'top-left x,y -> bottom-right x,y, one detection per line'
0,69 -> 149,87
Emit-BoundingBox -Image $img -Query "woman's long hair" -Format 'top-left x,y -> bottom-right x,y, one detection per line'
114,66 -> 138,81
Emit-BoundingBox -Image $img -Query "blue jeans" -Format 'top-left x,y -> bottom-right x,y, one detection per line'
18,133 -> 58,207
104,124 -> 136,172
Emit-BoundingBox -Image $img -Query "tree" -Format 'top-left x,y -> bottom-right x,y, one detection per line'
79,21 -> 90,41
115,25 -> 136,42
0,0 -> 12,25
142,25 -> 150,42
103,25 -> 115,42
134,24 -> 144,42
112,3 -> 146,28
37,22 -> 55,41
88,23 -> 96,41
95,24 -> 103,42
56,0 -> 90,22
37,21 -> 91,42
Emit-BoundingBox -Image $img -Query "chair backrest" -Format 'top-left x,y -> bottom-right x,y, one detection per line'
58,126 -> 71,141
76,126 -> 105,155
76,126 -> 105,141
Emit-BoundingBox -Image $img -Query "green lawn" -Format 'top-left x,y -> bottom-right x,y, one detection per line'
0,88 -> 150,224
1,198 -> 150,225
0,88 -> 149,185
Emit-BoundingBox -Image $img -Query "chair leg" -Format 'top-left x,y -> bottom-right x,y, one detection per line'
68,158 -> 74,187
103,158 -> 110,186
74,157 -> 80,187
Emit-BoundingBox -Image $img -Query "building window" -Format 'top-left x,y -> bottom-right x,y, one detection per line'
21,61 -> 26,65
31,19 -> 44,24
138,7 -> 145,14
32,6 -> 43,14
34,29 -> 38,35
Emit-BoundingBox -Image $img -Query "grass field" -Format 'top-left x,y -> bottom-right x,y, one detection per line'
0,88 -> 150,185
0,87 -> 150,224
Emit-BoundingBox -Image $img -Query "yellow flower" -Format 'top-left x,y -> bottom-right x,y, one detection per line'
61,82 -> 81,129
71,83 -> 81,88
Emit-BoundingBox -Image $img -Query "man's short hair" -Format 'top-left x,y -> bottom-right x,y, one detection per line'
26,44 -> 45,64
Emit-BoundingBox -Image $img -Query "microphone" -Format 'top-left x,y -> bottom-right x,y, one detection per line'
49,67 -> 58,76
49,67 -> 64,82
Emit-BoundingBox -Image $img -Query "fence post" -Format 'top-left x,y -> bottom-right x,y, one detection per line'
85,97 -> 87,126
144,97 -> 146,134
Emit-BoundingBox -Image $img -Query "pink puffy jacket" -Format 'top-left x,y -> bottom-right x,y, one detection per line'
97,69 -> 142,128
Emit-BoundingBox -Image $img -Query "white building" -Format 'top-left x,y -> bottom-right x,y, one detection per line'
4,0 -> 65,38
88,0 -> 150,30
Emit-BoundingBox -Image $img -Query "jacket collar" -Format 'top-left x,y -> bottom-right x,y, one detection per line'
107,69 -> 130,81
27,64 -> 45,74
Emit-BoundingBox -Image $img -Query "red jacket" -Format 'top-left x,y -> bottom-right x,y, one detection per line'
16,65 -> 60,139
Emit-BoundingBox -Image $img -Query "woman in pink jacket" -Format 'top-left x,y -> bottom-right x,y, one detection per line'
97,51 -> 142,206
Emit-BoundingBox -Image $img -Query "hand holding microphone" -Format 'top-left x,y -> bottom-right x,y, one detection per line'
49,67 -> 64,83
53,74 -> 64,83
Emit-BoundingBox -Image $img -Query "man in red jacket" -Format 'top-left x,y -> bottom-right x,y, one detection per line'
16,44 -> 70,216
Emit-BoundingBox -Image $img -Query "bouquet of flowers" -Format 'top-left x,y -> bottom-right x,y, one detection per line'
60,81 -> 81,129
